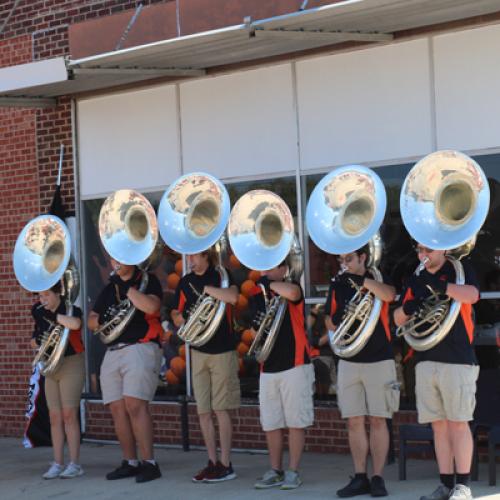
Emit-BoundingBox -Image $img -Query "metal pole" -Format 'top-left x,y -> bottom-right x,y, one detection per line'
56,144 -> 64,186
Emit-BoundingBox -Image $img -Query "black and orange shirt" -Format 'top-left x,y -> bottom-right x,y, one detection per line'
92,270 -> 163,346
32,302 -> 84,357
173,265 -> 236,354
400,260 -> 479,365
325,271 -> 394,363
249,280 -> 311,373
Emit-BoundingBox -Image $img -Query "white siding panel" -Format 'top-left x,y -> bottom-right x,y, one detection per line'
296,39 -> 433,170
180,64 -> 298,179
77,85 -> 180,197
434,24 -> 500,151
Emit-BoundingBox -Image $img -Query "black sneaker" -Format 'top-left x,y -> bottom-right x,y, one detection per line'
106,460 -> 140,480
337,476 -> 371,498
370,476 -> 388,497
135,461 -> 162,483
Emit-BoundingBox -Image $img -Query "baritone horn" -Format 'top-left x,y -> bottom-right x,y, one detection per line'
306,165 -> 387,358
13,214 -> 79,375
157,172 -> 231,347
228,190 -> 302,363
95,189 -> 158,344
397,150 -> 490,350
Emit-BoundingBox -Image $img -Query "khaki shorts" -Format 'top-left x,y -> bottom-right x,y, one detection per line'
100,342 -> 161,405
415,361 -> 479,423
337,359 -> 400,419
45,353 -> 85,411
191,349 -> 240,414
259,364 -> 315,431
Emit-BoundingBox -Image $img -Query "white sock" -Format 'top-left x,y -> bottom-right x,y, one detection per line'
145,459 -> 156,466
127,459 -> 139,467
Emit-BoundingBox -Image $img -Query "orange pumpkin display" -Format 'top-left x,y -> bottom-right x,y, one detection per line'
167,272 -> 180,290
170,356 -> 186,378
165,369 -> 179,385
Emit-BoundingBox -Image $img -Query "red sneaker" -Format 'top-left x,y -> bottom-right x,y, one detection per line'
204,461 -> 237,483
192,460 -> 216,483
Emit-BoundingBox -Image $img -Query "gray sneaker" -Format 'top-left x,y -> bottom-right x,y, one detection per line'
419,484 -> 451,500
280,470 -> 302,490
254,469 -> 284,489
59,462 -> 84,479
448,484 -> 472,500
42,462 -> 64,479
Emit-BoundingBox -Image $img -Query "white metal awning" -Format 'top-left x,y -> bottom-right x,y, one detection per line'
2,0 -> 500,107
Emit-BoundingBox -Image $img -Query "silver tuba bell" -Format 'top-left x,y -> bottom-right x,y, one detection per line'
396,150 -> 490,350
158,172 -> 231,347
306,165 -> 387,358
13,215 -> 80,376
94,189 -> 158,344
228,190 -> 302,363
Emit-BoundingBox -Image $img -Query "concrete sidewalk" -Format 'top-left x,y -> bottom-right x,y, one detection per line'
1,438 -> 499,500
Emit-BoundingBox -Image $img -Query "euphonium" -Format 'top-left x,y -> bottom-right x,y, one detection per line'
94,189 -> 158,344
396,150 -> 490,351
228,190 -> 302,363
13,215 -> 80,375
158,172 -> 231,347
306,165 -> 387,358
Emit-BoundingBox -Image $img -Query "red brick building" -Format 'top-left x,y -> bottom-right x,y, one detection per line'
1,0 -> 499,455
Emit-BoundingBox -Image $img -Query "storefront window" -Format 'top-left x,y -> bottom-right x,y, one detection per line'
82,155 -> 499,403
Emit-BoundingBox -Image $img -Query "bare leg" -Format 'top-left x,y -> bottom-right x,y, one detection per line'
199,411 -> 217,463
62,407 -> 81,463
448,421 -> 473,473
265,429 -> 283,471
49,409 -> 65,465
369,416 -> 389,476
288,428 -> 305,471
124,396 -> 154,461
109,399 -> 137,460
348,416 -> 369,473
214,410 -> 232,466
431,420 -> 454,474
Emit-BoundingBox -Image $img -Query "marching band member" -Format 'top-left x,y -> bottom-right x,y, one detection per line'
326,246 -> 397,498
171,249 -> 240,483
88,258 -> 163,483
250,261 -> 314,491
31,282 -> 85,479
394,245 -> 480,500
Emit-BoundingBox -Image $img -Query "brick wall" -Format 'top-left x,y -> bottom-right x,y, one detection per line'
0,0 -> 170,439
85,401 -> 422,456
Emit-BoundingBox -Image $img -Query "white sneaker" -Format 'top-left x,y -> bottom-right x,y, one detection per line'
59,462 -> 84,479
448,484 -> 473,500
43,462 -> 64,479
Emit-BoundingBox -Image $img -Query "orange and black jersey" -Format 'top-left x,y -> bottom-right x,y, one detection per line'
249,280 -> 311,373
400,259 -> 479,365
32,302 -> 84,357
174,265 -> 236,354
325,271 -> 394,363
93,270 -> 163,346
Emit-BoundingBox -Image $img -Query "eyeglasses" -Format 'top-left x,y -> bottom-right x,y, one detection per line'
337,254 -> 356,264
414,245 -> 435,254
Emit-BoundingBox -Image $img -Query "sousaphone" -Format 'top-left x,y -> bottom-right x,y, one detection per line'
13,215 -> 79,375
306,165 -> 387,358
